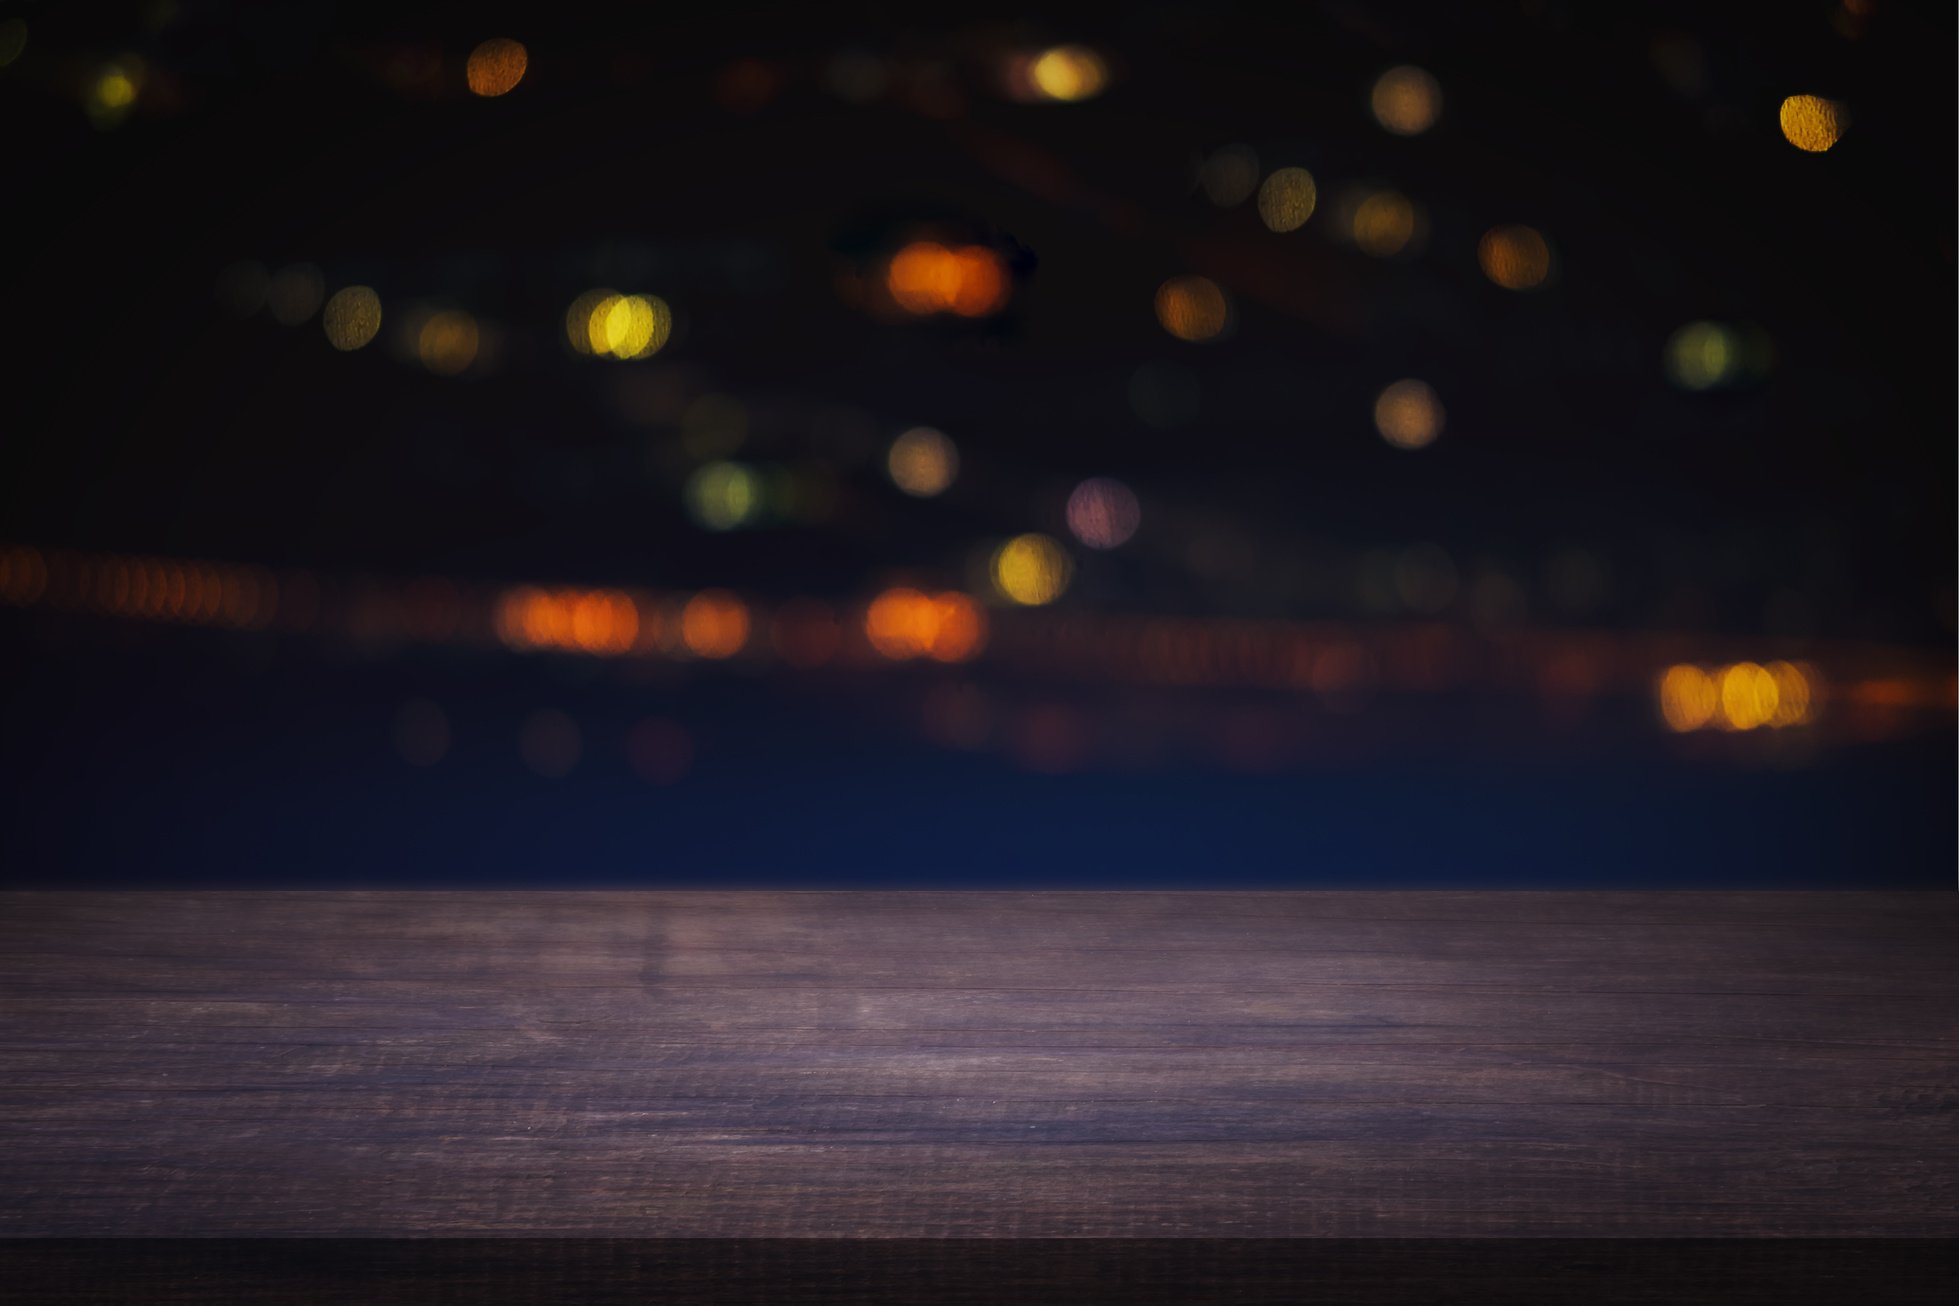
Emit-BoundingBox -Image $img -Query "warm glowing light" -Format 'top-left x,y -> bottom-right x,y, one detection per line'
86,60 -> 141,126
887,427 -> 958,497
685,461 -> 761,530
564,290 -> 611,355
268,264 -> 325,326
1199,145 -> 1259,207
680,590 -> 749,658
1478,226 -> 1552,290
992,533 -> 1071,606
1351,190 -> 1419,258
866,588 -> 986,662
1767,660 -> 1814,725
466,39 -> 527,97
1154,276 -> 1229,342
1374,379 -> 1443,450
418,310 -> 480,375
1779,94 -> 1845,152
1663,320 -> 1771,391
1658,664 -> 1719,732
1028,45 -> 1108,102
886,242 -> 1010,317
1716,661 -> 1779,731
1372,65 -> 1441,135
1065,478 -> 1141,549
590,294 -> 672,360
321,286 -> 383,350
495,587 -> 640,655
1256,167 -> 1317,233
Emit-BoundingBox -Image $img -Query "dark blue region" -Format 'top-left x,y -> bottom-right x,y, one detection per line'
0,628 -> 1951,890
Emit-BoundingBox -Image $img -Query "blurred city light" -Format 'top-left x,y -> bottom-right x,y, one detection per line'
1664,321 -> 1770,390
1778,94 -> 1846,152
1065,478 -> 1141,550
680,590 -> 750,658
268,264 -> 325,326
85,59 -> 142,128
1198,145 -> 1259,207
1027,45 -> 1109,102
1349,189 -> 1422,258
466,39 -> 527,97
685,461 -> 762,530
1154,276 -> 1229,342
886,242 -> 1010,317
1659,663 -> 1719,732
321,286 -> 383,351
495,587 -> 641,655
1256,167 -> 1318,233
1478,226 -> 1553,290
866,588 -> 986,661
1374,379 -> 1444,449
417,310 -> 480,375
1371,65 -> 1441,135
886,426 -> 958,497
992,533 -> 1072,605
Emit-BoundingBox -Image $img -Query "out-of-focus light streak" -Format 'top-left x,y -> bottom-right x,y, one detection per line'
1660,661 -> 1818,732
496,587 -> 642,655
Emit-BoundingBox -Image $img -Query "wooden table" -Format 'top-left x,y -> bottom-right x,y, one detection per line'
3,891 -> 1954,1301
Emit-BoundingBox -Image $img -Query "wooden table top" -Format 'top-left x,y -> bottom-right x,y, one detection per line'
3,891 -> 1954,1239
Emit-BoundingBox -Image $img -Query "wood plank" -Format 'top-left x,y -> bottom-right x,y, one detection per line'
1,891 -> 1954,1238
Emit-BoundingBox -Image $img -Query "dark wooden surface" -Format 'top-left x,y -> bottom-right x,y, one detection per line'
2,891 -> 1955,1238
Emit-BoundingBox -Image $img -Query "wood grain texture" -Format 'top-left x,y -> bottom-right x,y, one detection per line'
1,891 -> 1954,1238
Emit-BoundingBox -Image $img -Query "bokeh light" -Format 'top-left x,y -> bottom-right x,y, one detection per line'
1065,478 -> 1141,550
1659,664 -> 1719,732
887,427 -> 958,497
1374,379 -> 1444,450
268,264 -> 325,326
866,588 -> 986,662
1478,226 -> 1553,290
1028,45 -> 1108,102
321,286 -> 383,351
1779,94 -> 1846,152
992,533 -> 1072,605
417,310 -> 480,375
590,294 -> 672,360
1664,321 -> 1770,390
1198,145 -> 1259,207
86,59 -> 142,128
1256,167 -> 1317,232
520,709 -> 581,778
466,39 -> 527,97
1768,661 -> 1815,726
685,461 -> 761,530
1154,276 -> 1229,342
1371,65 -> 1441,135
1717,661 -> 1779,731
495,587 -> 640,655
886,242 -> 1010,317
1351,190 -> 1420,258
680,590 -> 749,659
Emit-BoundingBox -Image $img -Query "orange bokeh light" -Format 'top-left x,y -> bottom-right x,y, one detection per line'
886,242 -> 1010,317
865,587 -> 986,662
495,586 -> 640,655
680,590 -> 750,659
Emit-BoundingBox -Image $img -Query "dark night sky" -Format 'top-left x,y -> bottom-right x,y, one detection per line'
1,1 -> 1952,888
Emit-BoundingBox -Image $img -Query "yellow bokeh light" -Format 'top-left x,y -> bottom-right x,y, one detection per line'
466,39 -> 527,97
1256,167 -> 1318,233
1658,664 -> 1719,732
1352,190 -> 1419,258
564,289 -> 612,355
321,286 -> 383,351
87,59 -> 142,126
992,533 -> 1071,606
685,461 -> 761,531
1028,45 -> 1108,102
1371,65 -> 1441,135
887,427 -> 958,497
1665,321 -> 1740,390
680,590 -> 750,659
1767,660 -> 1814,726
589,294 -> 672,360
418,310 -> 480,376
1374,379 -> 1443,450
1716,661 -> 1779,731
1154,275 -> 1229,342
1779,94 -> 1845,153
1478,225 -> 1552,290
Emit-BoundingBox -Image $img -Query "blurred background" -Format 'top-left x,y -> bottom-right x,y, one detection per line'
0,1 -> 1951,888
